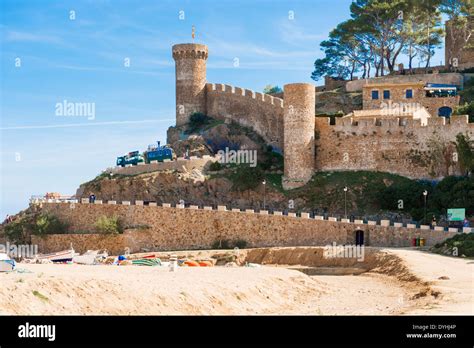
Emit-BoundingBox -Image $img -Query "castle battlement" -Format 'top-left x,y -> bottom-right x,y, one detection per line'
319,114 -> 471,130
206,83 -> 284,107
172,43 -> 208,60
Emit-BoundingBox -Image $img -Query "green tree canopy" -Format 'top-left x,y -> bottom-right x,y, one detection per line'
312,0 -> 449,81
262,85 -> 283,94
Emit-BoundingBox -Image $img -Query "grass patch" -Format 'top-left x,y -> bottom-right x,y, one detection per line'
203,119 -> 225,131
291,171 -> 412,213
95,215 -> 123,234
265,173 -> 284,193
32,290 -> 49,302
432,233 -> 474,258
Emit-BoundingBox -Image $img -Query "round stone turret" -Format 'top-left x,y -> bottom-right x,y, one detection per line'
282,83 -> 315,190
172,43 -> 208,126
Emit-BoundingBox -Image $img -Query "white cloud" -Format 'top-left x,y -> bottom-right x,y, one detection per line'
5,30 -> 63,44
0,119 -> 174,131
279,21 -> 326,45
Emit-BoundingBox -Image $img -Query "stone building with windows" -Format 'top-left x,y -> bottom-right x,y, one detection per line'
360,81 -> 461,125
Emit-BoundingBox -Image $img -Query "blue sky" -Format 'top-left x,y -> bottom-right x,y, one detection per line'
0,0 -> 446,217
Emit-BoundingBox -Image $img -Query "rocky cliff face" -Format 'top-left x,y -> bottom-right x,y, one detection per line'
76,171 -> 287,210
271,89 -> 362,115
167,121 -> 264,158
77,119 -> 288,210
315,90 -> 362,115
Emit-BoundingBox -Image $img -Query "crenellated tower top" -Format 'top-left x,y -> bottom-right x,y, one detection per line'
172,43 -> 209,126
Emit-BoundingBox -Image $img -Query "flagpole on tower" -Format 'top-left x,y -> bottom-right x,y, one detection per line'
192,25 -> 195,42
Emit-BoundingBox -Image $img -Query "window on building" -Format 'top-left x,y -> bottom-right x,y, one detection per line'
371,90 -> 379,100
406,89 -> 413,99
383,90 -> 390,99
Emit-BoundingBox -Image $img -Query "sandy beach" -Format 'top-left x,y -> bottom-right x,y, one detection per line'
0,248 -> 471,315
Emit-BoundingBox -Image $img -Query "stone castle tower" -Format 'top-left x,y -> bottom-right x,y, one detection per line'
282,83 -> 315,190
172,42 -> 316,190
172,43 -> 209,126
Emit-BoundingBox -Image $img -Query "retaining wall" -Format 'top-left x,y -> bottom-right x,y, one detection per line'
106,155 -> 218,176
30,202 -> 465,254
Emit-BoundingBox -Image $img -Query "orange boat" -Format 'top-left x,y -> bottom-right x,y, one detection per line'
198,261 -> 213,267
184,260 -> 200,267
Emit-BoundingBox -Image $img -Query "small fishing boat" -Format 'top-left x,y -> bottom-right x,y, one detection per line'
36,248 -> 76,263
0,253 -> 15,272
131,258 -> 161,266
73,250 -> 108,265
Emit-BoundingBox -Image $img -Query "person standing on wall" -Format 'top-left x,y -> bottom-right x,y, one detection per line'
89,193 -> 96,204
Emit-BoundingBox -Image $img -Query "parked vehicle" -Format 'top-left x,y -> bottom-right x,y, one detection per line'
143,141 -> 174,163
116,141 -> 174,167
116,151 -> 144,167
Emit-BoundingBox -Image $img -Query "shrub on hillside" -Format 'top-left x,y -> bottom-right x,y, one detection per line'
454,102 -> 474,123
186,112 -> 213,134
259,145 -> 284,171
3,219 -> 30,244
229,164 -> 264,191
208,161 -> 222,171
432,233 -> 474,257
95,215 -> 123,234
33,213 -> 68,236
379,175 -> 474,221
3,213 -> 68,243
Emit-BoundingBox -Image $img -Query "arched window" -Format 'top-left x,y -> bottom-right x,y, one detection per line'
438,106 -> 453,118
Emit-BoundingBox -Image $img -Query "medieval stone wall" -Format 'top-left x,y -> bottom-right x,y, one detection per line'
32,202 -> 460,254
314,115 -> 474,179
206,83 -> 284,150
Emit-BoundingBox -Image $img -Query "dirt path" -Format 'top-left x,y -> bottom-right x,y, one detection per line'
384,248 -> 474,315
313,273 -> 411,315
